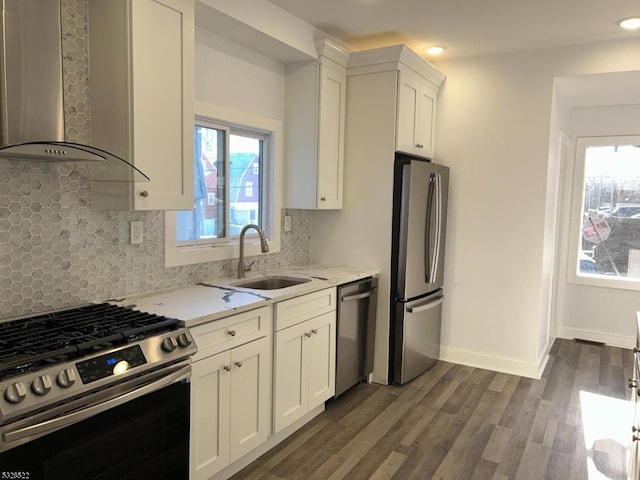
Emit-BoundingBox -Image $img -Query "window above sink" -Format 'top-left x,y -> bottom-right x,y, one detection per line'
165,102 -> 282,267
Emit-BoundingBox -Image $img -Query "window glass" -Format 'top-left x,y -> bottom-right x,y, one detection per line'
229,133 -> 262,236
578,143 -> 640,279
176,123 -> 265,245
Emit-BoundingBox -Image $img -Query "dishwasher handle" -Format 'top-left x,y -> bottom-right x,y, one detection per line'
406,295 -> 444,313
341,288 -> 377,302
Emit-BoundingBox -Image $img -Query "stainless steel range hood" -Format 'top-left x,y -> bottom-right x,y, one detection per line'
0,0 -> 148,182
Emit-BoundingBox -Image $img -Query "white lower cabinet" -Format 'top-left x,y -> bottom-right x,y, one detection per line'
189,289 -> 338,479
273,290 -> 336,433
189,307 -> 272,480
191,351 -> 230,479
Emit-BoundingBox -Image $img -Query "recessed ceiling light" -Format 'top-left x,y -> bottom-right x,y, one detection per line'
617,17 -> 640,30
424,45 -> 447,56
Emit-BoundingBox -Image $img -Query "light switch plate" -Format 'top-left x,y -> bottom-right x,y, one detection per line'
130,221 -> 143,244
284,215 -> 292,232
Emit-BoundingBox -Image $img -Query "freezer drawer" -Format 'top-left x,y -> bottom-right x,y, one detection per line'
393,291 -> 443,384
335,277 -> 378,397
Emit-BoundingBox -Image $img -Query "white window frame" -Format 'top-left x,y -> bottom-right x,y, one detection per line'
567,135 -> 640,291
165,101 -> 282,267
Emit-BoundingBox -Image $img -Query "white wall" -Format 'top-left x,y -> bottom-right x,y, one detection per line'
195,28 -> 285,120
555,103 -> 640,347
433,37 -> 640,377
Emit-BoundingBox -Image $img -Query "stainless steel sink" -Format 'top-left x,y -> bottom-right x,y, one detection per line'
232,275 -> 311,290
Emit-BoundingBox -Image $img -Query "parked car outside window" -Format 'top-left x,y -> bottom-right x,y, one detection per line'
606,204 -> 640,217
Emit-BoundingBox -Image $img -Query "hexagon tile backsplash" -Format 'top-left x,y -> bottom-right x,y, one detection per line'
0,157 -> 312,318
0,0 -> 311,318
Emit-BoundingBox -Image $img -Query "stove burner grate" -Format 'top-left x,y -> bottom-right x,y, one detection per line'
0,303 -> 180,381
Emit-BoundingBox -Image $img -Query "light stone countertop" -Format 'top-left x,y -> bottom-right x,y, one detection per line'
114,265 -> 379,328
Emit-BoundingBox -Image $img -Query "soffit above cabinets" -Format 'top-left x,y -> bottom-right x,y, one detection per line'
195,0 -> 318,63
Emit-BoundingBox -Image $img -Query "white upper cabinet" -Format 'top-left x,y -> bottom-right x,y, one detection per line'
348,45 -> 445,160
88,0 -> 195,210
396,65 -> 438,158
284,39 -> 349,209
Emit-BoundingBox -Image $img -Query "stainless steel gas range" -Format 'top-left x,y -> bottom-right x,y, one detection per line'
0,303 -> 196,479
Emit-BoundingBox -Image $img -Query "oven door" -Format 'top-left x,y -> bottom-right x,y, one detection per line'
0,362 -> 190,480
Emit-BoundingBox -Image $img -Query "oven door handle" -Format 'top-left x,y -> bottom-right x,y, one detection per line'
3,363 -> 191,445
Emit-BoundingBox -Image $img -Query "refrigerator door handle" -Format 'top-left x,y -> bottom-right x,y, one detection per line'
406,295 -> 444,313
341,288 -> 377,302
424,173 -> 436,283
431,173 -> 443,284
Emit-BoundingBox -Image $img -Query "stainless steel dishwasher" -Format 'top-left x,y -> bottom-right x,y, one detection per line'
335,277 -> 378,398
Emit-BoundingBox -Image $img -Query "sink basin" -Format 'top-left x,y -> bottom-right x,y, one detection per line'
232,275 -> 311,290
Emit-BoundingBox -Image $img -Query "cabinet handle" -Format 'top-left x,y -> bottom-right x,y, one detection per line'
629,377 -> 637,389
634,434 -> 640,442
235,361 -> 243,368
140,190 -> 149,197
223,365 -> 231,372
320,196 -> 326,202
633,426 -> 639,433
634,347 -> 639,354
228,330 -> 237,337
311,329 -> 318,335
305,332 -> 312,338
415,144 -> 424,149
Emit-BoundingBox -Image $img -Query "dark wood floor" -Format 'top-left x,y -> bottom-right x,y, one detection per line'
233,339 -> 633,480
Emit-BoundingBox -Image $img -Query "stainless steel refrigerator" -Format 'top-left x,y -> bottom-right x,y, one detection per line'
389,153 -> 449,384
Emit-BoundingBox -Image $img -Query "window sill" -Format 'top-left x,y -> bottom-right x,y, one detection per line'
568,272 -> 640,292
164,212 -> 281,267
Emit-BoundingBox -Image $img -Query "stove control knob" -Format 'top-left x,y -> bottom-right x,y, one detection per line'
31,375 -> 53,396
57,369 -> 77,389
161,336 -> 178,352
5,382 -> 27,404
177,332 -> 192,348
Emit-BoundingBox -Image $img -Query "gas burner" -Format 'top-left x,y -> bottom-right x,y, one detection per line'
0,303 -> 182,381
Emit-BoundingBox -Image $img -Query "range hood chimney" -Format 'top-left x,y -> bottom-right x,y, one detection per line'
0,0 -> 148,182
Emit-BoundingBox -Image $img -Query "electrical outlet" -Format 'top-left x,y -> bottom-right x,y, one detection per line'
284,215 -> 292,232
130,221 -> 143,245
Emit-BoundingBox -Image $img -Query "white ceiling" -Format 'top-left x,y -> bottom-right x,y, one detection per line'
267,0 -> 640,59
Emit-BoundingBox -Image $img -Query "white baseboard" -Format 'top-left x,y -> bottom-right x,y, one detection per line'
557,326 -> 635,349
439,344 -> 550,379
536,339 -> 552,378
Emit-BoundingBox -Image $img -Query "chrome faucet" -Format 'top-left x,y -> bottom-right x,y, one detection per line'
238,224 -> 270,278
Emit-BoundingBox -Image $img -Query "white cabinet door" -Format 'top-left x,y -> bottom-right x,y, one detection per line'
130,0 -> 195,210
396,67 -> 420,156
190,351 -> 231,480
416,79 -> 436,158
229,337 -> 271,463
396,66 -> 436,158
191,336 -> 272,478
273,310 -> 336,433
273,320 -> 309,433
306,312 -> 336,410
88,0 -> 194,210
284,39 -> 348,210
630,346 -> 640,478
316,64 -> 346,209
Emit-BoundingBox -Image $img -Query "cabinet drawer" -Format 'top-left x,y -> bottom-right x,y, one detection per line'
191,306 -> 272,361
275,288 -> 336,331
